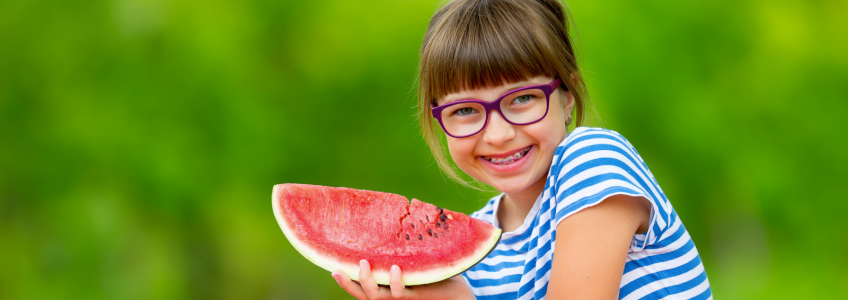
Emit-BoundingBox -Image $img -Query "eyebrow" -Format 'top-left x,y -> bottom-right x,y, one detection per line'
440,81 -> 537,105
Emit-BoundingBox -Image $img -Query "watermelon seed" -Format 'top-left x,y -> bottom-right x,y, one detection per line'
411,224 -> 415,228
434,233 -> 438,238
427,229 -> 433,236
405,234 -> 410,240
441,232 -> 445,237
418,234 -> 423,240
448,214 -> 453,220
426,215 -> 430,222
440,214 -> 447,222
436,222 -> 441,228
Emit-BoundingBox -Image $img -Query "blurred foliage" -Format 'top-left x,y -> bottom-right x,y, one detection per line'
1,0 -> 846,299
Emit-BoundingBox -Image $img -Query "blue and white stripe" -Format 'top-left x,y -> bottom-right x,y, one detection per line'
462,127 -> 711,299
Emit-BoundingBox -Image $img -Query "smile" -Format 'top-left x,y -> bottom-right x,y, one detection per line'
480,146 -> 532,165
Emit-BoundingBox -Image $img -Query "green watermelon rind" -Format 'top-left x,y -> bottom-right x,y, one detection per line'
272,184 -> 503,286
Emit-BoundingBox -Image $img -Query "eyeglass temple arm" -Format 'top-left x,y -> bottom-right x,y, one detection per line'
551,78 -> 565,91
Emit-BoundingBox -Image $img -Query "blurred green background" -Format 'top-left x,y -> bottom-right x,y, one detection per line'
1,0 -> 846,299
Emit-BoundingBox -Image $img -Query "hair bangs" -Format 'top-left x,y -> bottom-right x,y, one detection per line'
421,0 -> 559,106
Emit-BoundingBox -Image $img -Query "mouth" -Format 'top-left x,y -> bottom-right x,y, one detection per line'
480,146 -> 533,165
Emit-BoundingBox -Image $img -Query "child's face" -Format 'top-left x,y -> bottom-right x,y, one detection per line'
438,76 -> 574,195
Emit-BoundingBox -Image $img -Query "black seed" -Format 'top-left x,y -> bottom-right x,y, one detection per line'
427,229 -> 433,236
436,222 -> 441,228
441,232 -> 445,237
426,215 -> 430,222
411,224 -> 415,228
434,233 -> 438,238
436,206 -> 441,210
405,234 -> 410,240
418,234 -> 423,240
444,224 -> 449,230
440,214 -> 447,222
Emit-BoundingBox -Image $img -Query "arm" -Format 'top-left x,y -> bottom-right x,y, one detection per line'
546,194 -> 651,300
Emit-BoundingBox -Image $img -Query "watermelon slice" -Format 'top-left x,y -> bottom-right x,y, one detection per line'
272,184 -> 501,286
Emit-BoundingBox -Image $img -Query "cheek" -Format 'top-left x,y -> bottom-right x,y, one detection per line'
517,124 -> 566,160
542,104 -> 568,141
445,138 -> 477,165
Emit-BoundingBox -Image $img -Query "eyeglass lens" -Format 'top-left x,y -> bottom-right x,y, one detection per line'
439,88 -> 548,137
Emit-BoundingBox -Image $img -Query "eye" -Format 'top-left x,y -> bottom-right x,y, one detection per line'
453,107 -> 477,116
512,95 -> 533,104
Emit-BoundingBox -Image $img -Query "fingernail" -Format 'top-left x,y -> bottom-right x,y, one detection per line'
360,259 -> 367,268
391,265 -> 399,272
331,272 -> 340,281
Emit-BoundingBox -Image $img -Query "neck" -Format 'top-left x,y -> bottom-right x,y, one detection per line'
498,173 -> 548,230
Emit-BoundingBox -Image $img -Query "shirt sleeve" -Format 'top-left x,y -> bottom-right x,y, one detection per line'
550,128 -> 673,252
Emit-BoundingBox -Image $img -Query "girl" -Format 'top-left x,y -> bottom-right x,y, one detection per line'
332,0 -> 711,299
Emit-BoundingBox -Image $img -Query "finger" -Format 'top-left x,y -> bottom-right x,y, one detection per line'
389,265 -> 406,299
359,259 -> 381,298
332,270 -> 369,300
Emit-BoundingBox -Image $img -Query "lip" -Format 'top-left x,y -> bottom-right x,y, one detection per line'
478,145 -> 533,159
477,145 -> 535,173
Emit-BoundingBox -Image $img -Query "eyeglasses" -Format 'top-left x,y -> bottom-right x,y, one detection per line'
431,78 -> 563,138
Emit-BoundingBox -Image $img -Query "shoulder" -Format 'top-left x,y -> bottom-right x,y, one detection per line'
550,127 -> 646,179
546,127 -> 657,225
468,194 -> 501,225
556,127 -> 638,158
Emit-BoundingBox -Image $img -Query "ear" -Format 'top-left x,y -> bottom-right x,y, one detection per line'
560,74 -> 579,122
558,88 -> 575,121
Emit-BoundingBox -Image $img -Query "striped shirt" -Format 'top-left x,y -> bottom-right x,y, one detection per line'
462,127 -> 711,300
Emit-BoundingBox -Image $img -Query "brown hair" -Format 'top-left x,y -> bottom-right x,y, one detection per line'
417,0 -> 590,187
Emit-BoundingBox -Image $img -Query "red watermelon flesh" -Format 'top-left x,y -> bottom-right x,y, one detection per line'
272,184 -> 501,285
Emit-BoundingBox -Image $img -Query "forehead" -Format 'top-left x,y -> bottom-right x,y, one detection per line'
437,76 -> 553,106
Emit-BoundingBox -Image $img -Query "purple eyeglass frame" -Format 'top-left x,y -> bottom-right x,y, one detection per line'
431,78 -> 563,138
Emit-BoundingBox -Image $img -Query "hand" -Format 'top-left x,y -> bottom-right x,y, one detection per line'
331,259 -> 476,300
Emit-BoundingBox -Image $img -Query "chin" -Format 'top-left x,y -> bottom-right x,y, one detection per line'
488,178 -> 534,194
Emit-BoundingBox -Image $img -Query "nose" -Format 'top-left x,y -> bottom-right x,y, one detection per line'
482,110 -> 515,146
